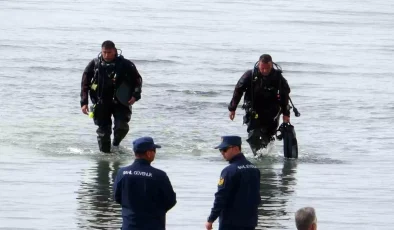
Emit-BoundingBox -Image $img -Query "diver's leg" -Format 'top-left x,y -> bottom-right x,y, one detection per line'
93,103 -> 112,153
246,118 -> 263,155
258,126 -> 270,148
266,116 -> 280,142
252,108 -> 280,149
261,107 -> 281,143
112,103 -> 132,147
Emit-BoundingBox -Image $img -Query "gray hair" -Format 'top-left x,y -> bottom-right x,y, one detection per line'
295,207 -> 316,230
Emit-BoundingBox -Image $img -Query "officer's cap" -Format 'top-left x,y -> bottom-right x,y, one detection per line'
214,136 -> 242,150
133,136 -> 161,153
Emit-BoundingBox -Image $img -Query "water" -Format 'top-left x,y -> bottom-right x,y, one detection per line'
1,0 -> 394,229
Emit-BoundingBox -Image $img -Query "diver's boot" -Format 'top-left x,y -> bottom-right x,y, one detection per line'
111,136 -> 124,153
111,138 -> 120,152
249,142 -> 263,156
112,139 -> 120,147
111,144 -> 120,152
249,144 -> 258,156
247,129 -> 263,155
96,125 -> 112,153
247,138 -> 261,156
97,135 -> 111,153
113,121 -> 129,147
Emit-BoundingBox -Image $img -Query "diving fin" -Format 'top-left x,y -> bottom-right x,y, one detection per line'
116,82 -> 132,107
276,123 -> 298,159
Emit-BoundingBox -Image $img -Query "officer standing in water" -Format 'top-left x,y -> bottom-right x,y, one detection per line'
113,136 -> 177,230
205,136 -> 261,230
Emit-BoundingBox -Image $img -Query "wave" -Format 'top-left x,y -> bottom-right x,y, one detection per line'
166,89 -> 221,96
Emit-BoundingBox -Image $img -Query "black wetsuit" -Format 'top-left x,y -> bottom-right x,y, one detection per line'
228,68 -> 290,150
80,55 -> 142,152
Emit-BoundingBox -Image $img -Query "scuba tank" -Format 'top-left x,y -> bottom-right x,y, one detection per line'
276,122 -> 298,159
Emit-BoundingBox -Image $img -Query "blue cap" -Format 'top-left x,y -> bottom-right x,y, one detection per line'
214,136 -> 242,149
133,137 -> 161,153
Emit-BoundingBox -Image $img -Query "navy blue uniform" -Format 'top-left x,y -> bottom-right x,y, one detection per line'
208,153 -> 261,230
113,159 -> 177,230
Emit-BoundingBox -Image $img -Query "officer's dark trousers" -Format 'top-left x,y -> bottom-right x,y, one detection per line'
246,108 -> 280,151
93,101 -> 131,153
219,225 -> 255,230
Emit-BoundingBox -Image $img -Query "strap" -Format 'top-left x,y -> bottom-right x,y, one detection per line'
250,61 -> 259,113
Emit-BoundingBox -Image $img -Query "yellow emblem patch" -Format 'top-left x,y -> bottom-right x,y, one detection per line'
91,83 -> 98,91
218,177 -> 224,186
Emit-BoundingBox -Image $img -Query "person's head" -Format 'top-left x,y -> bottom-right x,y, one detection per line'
214,136 -> 242,161
258,54 -> 273,76
101,40 -> 117,62
295,207 -> 317,230
132,137 -> 162,162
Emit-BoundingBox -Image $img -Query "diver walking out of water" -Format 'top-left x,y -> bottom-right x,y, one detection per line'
80,40 -> 143,153
227,54 -> 300,157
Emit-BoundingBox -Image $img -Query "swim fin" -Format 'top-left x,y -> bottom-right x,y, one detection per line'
276,123 -> 298,159
116,82 -> 132,107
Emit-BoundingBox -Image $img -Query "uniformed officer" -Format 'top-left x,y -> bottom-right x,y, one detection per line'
205,136 -> 261,230
113,136 -> 177,230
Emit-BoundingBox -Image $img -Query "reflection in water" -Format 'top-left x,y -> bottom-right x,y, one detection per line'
76,159 -> 123,229
256,159 -> 298,229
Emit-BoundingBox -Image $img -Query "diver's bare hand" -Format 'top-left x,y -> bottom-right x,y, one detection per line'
81,105 -> 89,115
229,111 -> 235,120
128,97 -> 136,105
205,222 -> 213,230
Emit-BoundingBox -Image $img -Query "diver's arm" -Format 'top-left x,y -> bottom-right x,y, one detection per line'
279,74 -> 291,117
128,61 -> 142,102
228,70 -> 252,111
80,60 -> 95,107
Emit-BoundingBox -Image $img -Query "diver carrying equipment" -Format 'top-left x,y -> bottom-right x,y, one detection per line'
244,60 -> 301,157
276,122 -> 298,159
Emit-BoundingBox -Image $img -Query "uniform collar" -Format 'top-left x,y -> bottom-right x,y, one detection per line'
134,158 -> 151,165
229,153 -> 246,163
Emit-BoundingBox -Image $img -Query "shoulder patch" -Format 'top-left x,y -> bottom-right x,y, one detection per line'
218,177 -> 224,186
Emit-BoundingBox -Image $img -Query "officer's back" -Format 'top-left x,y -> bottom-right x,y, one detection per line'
113,137 -> 176,230
221,154 -> 261,227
